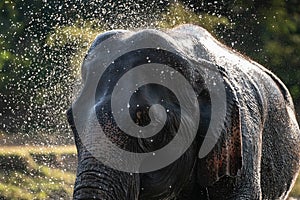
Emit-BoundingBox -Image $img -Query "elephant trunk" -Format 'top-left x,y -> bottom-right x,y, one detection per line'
73,150 -> 140,200
67,108 -> 140,200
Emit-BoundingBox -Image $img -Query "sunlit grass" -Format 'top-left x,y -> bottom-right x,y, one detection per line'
0,182 -> 35,199
0,145 -> 76,156
0,169 -> 74,199
0,146 -> 76,199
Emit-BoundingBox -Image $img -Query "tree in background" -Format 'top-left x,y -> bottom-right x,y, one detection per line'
0,0 -> 299,135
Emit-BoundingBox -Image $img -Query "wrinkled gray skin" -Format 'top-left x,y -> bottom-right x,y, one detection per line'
67,25 -> 300,199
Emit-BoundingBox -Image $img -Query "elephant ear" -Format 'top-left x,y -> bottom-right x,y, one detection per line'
197,72 -> 243,187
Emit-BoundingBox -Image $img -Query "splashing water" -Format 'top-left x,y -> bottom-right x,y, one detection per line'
0,0 -> 232,143
0,0 -> 168,140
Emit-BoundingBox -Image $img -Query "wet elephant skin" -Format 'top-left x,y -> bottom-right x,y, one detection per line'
67,25 -> 300,200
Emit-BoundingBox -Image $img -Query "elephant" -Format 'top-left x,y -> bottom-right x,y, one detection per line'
67,24 -> 300,200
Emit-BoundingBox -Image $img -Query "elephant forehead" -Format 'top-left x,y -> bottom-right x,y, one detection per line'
84,29 -> 177,63
81,27 -> 216,77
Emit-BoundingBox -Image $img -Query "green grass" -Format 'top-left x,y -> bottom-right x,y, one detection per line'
0,145 -> 299,199
0,146 -> 76,200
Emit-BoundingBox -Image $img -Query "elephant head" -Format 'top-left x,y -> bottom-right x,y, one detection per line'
67,25 -> 300,200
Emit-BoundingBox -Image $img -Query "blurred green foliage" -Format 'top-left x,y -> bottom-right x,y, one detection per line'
158,2 -> 230,31
0,0 -> 300,133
